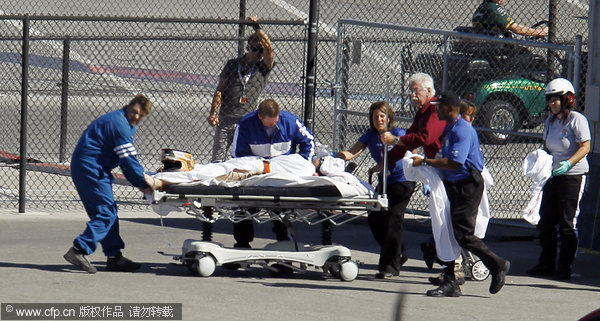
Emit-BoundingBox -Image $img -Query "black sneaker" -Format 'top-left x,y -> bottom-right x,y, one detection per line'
106,254 -> 141,272
426,277 -> 461,297
554,268 -> 572,280
526,264 -> 554,277
489,260 -> 510,294
64,247 -> 96,274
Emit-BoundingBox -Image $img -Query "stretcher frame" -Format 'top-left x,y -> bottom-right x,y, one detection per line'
151,186 -> 387,281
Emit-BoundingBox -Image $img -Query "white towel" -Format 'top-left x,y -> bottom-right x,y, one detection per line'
521,149 -> 553,225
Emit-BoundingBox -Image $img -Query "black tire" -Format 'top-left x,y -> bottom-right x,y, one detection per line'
480,99 -> 521,144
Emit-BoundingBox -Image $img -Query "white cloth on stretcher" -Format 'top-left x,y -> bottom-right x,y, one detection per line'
521,149 -> 553,225
151,154 -> 373,198
401,152 -> 493,262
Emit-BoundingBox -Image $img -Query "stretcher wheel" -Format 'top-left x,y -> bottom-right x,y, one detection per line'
339,261 -> 358,281
328,264 -> 341,278
186,256 -> 216,277
470,260 -> 490,281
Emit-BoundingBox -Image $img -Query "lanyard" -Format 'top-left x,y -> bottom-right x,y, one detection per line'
237,63 -> 256,91
441,114 -> 462,148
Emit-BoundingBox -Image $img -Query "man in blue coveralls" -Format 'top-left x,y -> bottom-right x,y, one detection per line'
230,98 -> 315,249
64,94 -> 161,273
412,91 -> 510,297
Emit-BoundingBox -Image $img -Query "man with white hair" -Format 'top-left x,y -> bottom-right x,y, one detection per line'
382,72 -> 446,164
381,72 -> 454,278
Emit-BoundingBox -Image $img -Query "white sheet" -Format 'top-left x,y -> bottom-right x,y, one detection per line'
402,151 -> 493,262
152,154 -> 373,198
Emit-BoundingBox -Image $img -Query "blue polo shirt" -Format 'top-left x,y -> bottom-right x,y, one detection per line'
440,116 -> 484,182
359,127 -> 407,184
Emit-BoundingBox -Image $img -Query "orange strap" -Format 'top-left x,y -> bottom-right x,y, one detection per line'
263,160 -> 270,173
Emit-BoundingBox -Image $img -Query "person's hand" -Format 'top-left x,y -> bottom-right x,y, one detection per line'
411,156 -> 424,166
207,113 -> 219,127
422,184 -> 431,196
552,160 -> 571,176
380,132 -> 396,145
144,173 -> 164,190
248,16 -> 260,30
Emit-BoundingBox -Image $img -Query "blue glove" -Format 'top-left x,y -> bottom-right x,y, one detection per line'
422,184 -> 431,196
552,160 -> 571,176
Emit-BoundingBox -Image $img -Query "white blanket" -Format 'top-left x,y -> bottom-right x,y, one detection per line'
402,152 -> 492,262
521,149 -> 553,225
152,154 -> 373,198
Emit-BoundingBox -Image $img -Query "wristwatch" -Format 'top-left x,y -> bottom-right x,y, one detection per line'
393,136 -> 400,145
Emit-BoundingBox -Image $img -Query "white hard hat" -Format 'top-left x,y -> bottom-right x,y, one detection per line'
545,78 -> 575,96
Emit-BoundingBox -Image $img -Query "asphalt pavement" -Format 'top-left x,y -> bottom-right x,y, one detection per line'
1,209 -> 599,321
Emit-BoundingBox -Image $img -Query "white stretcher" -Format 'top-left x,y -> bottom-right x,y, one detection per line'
149,155 -> 386,281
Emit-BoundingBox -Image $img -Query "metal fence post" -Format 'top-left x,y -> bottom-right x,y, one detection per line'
303,0 -> 320,132
238,0 -> 247,57
18,17 -> 30,213
441,35 -> 450,91
547,0 -> 558,80
59,38 -> 70,163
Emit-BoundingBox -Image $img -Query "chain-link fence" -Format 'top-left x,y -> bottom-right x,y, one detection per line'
0,0 -> 589,214
0,17 -> 307,209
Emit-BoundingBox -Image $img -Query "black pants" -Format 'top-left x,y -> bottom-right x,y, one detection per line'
537,174 -> 584,272
233,208 -> 289,247
368,181 -> 415,274
444,173 -> 504,274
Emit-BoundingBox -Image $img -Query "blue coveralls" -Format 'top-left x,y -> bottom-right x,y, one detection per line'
71,107 -> 149,257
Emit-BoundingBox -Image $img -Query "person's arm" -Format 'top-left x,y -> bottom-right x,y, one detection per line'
337,141 -> 366,160
400,110 -> 446,150
231,123 -> 253,158
249,16 -> 274,70
208,77 -> 228,127
112,123 -> 150,189
413,156 -> 460,170
294,119 -> 315,160
567,140 -> 591,167
509,23 -> 548,37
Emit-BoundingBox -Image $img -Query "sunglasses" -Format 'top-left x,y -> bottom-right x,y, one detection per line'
250,45 -> 264,54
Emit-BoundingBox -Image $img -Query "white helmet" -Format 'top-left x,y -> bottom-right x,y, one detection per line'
545,78 -> 575,96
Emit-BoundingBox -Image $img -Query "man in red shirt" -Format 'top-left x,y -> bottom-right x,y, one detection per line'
382,72 -> 446,162
381,72 -> 450,278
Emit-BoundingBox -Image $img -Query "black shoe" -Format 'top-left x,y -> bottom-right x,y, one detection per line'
64,247 -> 96,274
106,254 -> 141,272
429,271 -> 465,286
421,242 -> 436,270
426,278 -> 461,297
489,260 -> 510,294
554,268 -> 572,280
526,264 -> 554,277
